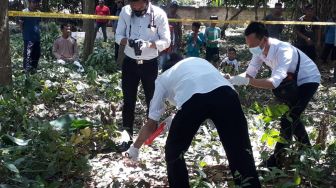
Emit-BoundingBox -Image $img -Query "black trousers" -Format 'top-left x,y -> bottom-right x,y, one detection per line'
296,45 -> 316,61
165,86 -> 261,188
321,43 -> 336,62
122,56 -> 158,137
273,83 -> 319,157
95,22 -> 107,42
23,40 -> 41,72
205,47 -> 219,68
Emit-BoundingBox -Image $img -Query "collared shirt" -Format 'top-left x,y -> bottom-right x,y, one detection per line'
115,3 -> 171,60
96,5 -> 110,23
246,38 -> 321,88
148,57 -> 234,121
52,36 -> 78,61
21,8 -> 41,42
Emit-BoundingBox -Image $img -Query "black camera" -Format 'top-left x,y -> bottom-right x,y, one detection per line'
128,39 -> 143,56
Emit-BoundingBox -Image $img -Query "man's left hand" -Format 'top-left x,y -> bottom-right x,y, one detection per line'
229,76 -> 250,86
135,39 -> 151,50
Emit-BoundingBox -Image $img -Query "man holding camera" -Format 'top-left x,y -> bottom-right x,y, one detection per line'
115,0 -> 171,150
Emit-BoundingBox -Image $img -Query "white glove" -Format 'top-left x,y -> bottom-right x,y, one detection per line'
135,39 -> 151,50
125,145 -> 139,161
56,59 -> 66,65
229,75 -> 250,86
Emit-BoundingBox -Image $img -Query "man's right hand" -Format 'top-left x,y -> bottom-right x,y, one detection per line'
124,145 -> 139,161
120,38 -> 128,46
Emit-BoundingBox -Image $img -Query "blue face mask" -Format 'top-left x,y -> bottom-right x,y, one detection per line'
249,46 -> 264,56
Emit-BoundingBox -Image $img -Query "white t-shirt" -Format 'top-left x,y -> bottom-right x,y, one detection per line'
222,57 -> 240,71
149,57 -> 234,121
246,38 -> 321,88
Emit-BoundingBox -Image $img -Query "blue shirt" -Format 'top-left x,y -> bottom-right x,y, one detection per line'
21,9 -> 41,42
186,32 -> 205,57
324,18 -> 336,44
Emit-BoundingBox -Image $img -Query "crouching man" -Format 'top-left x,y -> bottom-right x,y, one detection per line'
52,23 -> 84,72
125,54 -> 261,188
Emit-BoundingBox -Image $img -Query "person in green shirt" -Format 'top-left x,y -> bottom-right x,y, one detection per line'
205,15 -> 221,68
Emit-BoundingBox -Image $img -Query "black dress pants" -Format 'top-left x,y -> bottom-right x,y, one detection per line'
121,56 -> 158,137
165,86 -> 261,188
273,83 -> 319,159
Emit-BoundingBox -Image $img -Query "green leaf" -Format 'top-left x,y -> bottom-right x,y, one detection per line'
49,114 -> 76,131
262,116 -> 272,123
261,133 -> 268,142
294,174 -> 301,185
3,134 -> 30,146
71,119 -> 92,129
4,162 -> 19,173
267,138 -> 275,147
199,161 -> 207,168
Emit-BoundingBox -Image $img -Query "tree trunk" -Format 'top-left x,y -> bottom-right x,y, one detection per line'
254,0 -> 259,20
313,0 -> 336,21
83,0 -> 95,61
0,0 -> 12,85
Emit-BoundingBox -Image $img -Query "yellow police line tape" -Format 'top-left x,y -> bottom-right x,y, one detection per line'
9,11 -> 336,25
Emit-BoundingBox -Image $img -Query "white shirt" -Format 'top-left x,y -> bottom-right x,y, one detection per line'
115,3 -> 171,60
149,57 -> 234,121
246,38 -> 321,88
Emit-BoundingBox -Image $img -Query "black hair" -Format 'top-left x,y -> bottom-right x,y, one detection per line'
60,23 -> 70,30
162,53 -> 184,72
244,22 -> 269,39
170,1 -> 178,8
274,2 -> 282,7
228,47 -> 236,53
192,22 -> 201,29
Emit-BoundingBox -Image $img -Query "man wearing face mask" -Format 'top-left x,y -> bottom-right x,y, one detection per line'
229,22 -> 321,168
115,0 -> 171,151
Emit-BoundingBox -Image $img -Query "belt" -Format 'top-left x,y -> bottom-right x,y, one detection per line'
135,59 -> 143,64
125,56 -> 158,65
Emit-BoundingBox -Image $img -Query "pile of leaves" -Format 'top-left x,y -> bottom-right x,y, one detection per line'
0,25 -> 123,187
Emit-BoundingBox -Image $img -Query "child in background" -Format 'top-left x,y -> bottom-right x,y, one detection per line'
220,47 -> 240,73
205,15 -> 221,67
186,22 -> 204,57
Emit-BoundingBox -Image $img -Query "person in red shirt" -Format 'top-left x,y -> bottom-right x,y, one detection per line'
95,0 -> 110,42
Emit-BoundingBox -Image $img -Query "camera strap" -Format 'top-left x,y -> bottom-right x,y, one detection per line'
129,7 -> 155,38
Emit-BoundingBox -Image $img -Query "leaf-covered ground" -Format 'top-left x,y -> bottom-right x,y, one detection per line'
1,24 -> 335,188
